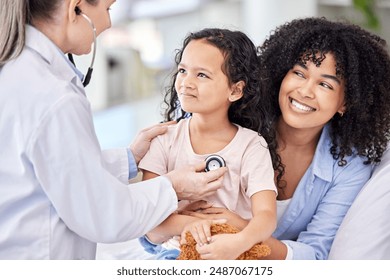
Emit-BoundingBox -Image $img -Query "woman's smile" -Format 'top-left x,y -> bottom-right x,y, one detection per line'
289,97 -> 316,112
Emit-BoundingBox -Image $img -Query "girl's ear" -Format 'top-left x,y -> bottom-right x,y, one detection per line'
229,81 -> 245,102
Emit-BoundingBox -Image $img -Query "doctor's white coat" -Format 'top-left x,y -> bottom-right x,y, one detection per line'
0,25 -> 178,259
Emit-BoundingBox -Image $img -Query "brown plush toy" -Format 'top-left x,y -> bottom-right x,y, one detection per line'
177,223 -> 271,260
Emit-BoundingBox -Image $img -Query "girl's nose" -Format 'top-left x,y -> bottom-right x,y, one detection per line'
180,75 -> 195,89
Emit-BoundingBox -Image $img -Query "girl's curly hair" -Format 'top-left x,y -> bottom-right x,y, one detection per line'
258,17 -> 390,188
162,28 -> 277,166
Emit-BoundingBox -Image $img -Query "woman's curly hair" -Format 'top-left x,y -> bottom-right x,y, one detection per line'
162,28 -> 276,164
258,17 -> 390,188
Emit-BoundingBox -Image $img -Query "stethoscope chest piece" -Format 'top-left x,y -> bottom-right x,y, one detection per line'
205,155 -> 226,172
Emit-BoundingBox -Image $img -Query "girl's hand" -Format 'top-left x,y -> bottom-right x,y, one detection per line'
180,219 -> 226,246
196,233 -> 248,260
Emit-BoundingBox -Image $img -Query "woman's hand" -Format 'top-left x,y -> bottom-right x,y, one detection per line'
180,201 -> 249,230
177,200 -> 213,212
129,121 -> 176,164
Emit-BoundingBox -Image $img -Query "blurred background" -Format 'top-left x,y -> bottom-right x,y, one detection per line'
77,0 -> 390,150
72,0 -> 390,258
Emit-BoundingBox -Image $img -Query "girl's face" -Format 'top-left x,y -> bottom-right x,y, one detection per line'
175,39 -> 237,116
278,53 -> 346,130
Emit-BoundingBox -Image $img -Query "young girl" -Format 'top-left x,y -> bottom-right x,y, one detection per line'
138,28 -> 277,260
183,17 -> 390,260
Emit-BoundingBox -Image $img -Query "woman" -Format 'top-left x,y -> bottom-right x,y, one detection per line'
0,0 -> 226,259
181,17 -> 390,260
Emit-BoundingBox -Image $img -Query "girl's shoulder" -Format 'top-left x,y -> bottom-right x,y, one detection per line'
156,118 -> 189,143
237,125 -> 268,146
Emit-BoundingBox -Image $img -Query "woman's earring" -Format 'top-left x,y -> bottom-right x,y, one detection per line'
339,111 -> 344,117
229,95 -> 237,102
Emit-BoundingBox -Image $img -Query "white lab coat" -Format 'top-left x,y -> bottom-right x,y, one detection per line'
0,25 -> 178,259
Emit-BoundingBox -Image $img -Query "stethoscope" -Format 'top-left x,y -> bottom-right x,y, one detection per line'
67,7 -> 96,87
205,155 -> 226,172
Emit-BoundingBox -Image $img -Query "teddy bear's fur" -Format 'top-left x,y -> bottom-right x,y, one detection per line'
177,223 -> 271,260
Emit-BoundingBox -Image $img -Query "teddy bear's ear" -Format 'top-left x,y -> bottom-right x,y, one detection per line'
177,232 -> 201,260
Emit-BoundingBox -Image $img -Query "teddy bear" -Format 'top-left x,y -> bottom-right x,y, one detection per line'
177,223 -> 271,260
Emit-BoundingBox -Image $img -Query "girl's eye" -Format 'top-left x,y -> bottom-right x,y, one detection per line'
198,73 -> 208,78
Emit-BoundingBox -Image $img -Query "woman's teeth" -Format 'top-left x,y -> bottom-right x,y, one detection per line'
291,99 -> 315,112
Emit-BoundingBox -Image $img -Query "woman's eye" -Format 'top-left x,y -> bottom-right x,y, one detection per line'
294,71 -> 304,78
320,82 -> 333,90
198,73 -> 208,78
178,68 -> 186,73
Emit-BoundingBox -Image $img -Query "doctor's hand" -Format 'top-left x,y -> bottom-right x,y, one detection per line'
129,121 -> 175,164
164,162 -> 227,201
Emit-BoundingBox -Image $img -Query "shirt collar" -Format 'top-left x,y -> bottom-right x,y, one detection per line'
311,124 -> 334,182
61,53 -> 85,82
25,25 -> 84,85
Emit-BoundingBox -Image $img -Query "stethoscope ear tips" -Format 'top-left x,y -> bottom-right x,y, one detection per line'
205,154 -> 226,172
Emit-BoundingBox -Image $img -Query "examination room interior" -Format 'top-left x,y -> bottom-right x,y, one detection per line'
75,0 -> 390,259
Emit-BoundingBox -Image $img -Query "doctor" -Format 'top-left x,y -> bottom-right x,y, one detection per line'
0,0 -> 226,259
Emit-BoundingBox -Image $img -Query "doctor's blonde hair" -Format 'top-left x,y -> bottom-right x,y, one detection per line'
0,0 -> 98,66
0,0 -> 26,66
